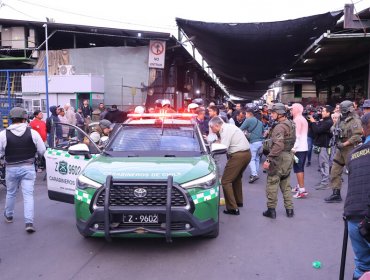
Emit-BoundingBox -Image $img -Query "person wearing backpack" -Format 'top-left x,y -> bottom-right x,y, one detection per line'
240,107 -> 264,183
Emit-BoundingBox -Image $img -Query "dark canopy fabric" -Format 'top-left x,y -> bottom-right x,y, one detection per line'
176,11 -> 343,99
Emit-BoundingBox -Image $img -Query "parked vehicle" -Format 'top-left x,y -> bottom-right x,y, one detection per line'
45,113 -> 226,241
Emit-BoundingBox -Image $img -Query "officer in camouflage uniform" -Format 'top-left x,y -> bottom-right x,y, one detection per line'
325,100 -> 363,203
262,103 -> 296,219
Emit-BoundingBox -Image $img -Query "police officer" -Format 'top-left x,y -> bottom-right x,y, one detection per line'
262,103 -> 296,219
209,116 -> 251,215
0,107 -> 46,233
325,100 -> 362,203
344,112 -> 370,279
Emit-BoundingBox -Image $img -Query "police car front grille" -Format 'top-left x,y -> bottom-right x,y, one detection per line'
95,185 -> 188,207
95,222 -> 189,231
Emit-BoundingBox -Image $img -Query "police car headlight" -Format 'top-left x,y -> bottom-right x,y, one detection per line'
181,173 -> 217,189
77,175 -> 102,189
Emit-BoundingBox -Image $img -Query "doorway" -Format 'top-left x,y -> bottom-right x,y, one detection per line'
76,93 -> 91,109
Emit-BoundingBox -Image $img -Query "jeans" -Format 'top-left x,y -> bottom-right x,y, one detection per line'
249,141 -> 263,176
348,220 -> 370,279
4,165 -> 36,224
307,136 -> 313,163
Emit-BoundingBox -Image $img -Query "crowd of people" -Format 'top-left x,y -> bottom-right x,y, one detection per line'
1,96 -> 370,279
186,98 -> 370,279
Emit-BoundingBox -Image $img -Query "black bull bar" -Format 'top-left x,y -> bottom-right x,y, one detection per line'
104,175 -> 176,243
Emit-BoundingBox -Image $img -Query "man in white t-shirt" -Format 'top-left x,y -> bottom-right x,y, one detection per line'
290,103 -> 308,198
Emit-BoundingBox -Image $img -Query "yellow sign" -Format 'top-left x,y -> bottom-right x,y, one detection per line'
131,87 -> 137,96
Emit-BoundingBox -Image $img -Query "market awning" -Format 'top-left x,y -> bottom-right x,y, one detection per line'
176,11 -> 343,100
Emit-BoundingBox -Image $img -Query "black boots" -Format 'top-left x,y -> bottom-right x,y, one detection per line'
324,189 -> 342,203
286,209 -> 294,218
263,208 -> 276,219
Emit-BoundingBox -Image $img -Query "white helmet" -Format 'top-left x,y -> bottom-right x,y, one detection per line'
161,99 -> 171,107
134,106 -> 145,114
90,132 -> 101,143
187,103 -> 199,111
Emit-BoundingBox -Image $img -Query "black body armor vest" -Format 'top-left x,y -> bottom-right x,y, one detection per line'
5,128 -> 36,164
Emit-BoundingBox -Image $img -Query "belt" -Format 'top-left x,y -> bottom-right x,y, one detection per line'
229,149 -> 250,155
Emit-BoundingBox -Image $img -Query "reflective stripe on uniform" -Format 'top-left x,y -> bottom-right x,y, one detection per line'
75,189 -> 92,204
191,187 -> 219,204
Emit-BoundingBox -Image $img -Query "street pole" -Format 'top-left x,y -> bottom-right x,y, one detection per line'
43,23 -> 50,118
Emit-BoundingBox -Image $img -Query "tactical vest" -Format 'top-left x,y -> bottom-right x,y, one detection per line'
281,119 -> 296,152
263,119 -> 296,155
344,142 -> 370,220
339,114 -> 361,143
5,128 -> 37,164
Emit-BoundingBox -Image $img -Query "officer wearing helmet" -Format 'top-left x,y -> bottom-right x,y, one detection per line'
161,99 -> 176,113
0,107 -> 46,233
154,99 -> 162,113
325,100 -> 362,203
262,103 -> 296,219
187,103 -> 199,114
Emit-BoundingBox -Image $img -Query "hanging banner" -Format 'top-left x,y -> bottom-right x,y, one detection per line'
148,40 -> 166,69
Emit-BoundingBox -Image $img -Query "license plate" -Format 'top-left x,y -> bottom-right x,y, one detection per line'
123,214 -> 159,224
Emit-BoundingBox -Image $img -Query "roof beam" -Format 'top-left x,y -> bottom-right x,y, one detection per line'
344,4 -> 370,29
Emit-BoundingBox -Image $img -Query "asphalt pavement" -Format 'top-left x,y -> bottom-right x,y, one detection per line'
0,155 -> 354,280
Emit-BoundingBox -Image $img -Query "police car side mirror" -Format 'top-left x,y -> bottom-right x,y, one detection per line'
68,144 -> 92,159
211,143 -> 227,156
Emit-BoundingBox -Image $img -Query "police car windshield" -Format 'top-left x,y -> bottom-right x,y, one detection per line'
106,125 -> 202,156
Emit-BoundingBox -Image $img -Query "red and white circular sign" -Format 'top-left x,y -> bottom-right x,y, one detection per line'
150,41 -> 165,55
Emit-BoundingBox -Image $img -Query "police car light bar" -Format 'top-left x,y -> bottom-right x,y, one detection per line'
127,113 -> 197,119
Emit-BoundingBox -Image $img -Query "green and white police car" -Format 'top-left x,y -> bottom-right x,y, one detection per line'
45,113 -> 226,241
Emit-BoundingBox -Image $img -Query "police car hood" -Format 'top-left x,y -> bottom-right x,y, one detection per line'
7,123 -> 28,137
82,156 -> 214,185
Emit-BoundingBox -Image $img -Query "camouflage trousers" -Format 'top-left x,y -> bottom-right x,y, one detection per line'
330,145 -> 353,190
266,152 -> 294,209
